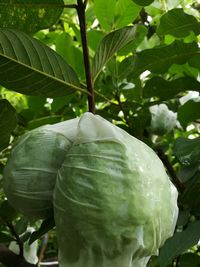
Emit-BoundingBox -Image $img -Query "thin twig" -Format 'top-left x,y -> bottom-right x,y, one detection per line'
76,0 -> 95,113
6,222 -> 23,257
156,148 -> 185,193
0,3 -> 77,8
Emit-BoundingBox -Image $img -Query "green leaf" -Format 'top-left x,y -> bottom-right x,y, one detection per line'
27,115 -> 62,130
15,217 -> 29,235
132,41 -> 199,77
94,0 -> 116,31
176,210 -> 190,227
159,220 -> 200,267
0,0 -> 64,33
0,200 -> 17,222
27,96 -> 46,113
132,0 -> 154,6
178,100 -> 200,128
143,76 -> 200,100
87,30 -> 105,52
181,171 -> 200,216
179,253 -> 200,267
29,217 -> 55,245
118,26 -> 147,56
0,231 -> 14,243
179,164 -> 199,183
92,25 -> 146,82
55,32 -> 85,79
169,63 -> 199,78
114,0 -> 141,28
189,54 -> 200,70
174,137 -> 200,166
0,99 -> 17,151
157,8 -> 200,38
0,29 -> 86,97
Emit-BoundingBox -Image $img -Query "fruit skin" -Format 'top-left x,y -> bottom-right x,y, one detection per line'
54,113 -> 178,267
3,113 -> 178,266
150,104 -> 177,135
3,118 -> 78,219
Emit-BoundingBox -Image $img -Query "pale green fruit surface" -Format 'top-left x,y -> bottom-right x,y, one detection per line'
4,118 -> 78,219
150,104 -> 177,135
54,113 -> 178,267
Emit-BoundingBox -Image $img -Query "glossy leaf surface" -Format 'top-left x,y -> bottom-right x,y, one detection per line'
157,8 -> 200,38
0,0 -> 64,33
92,25 -> 146,82
132,41 -> 199,77
159,221 -> 200,267
0,29 -> 86,97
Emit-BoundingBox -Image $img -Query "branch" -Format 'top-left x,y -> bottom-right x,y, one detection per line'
6,222 -> 23,257
76,0 -> 95,113
156,148 -> 185,193
0,244 -> 36,267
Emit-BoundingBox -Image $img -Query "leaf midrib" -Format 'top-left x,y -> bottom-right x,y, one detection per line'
0,52 -> 88,94
135,49 -> 199,74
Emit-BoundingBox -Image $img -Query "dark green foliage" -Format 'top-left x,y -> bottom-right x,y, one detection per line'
157,8 -> 200,38
0,100 -> 17,152
132,0 -> 154,6
0,0 -> 64,33
0,0 -> 200,266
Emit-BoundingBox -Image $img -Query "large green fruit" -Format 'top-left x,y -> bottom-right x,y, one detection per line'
3,118 -> 78,219
54,113 -> 178,267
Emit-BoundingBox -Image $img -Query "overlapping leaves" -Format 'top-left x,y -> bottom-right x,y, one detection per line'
132,41 -> 199,77
92,25 -> 147,82
0,0 -> 64,33
0,29 -> 87,97
157,8 -> 200,38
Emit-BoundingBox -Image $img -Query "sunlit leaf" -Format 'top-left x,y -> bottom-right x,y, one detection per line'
157,8 -> 200,38
0,0 -> 64,33
132,41 -> 199,77
143,76 -> 200,100
92,25 -> 146,82
114,0 -> 141,28
56,32 -> 85,79
94,0 -> 116,31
